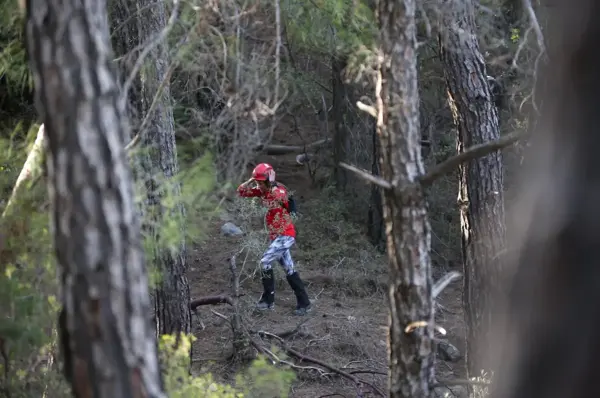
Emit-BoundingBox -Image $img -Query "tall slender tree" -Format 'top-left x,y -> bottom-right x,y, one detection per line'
111,0 -> 191,339
375,0 -> 435,394
439,0 -> 507,381
25,0 -> 165,396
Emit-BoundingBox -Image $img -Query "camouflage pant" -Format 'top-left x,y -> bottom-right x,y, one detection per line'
260,235 -> 296,275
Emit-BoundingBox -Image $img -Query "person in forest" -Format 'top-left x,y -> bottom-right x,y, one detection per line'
237,162 -> 312,315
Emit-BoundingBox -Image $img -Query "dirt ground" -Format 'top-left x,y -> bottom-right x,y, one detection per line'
187,111 -> 466,397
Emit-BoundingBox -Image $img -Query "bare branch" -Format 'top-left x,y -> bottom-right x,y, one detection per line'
419,131 -> 521,187
356,100 -> 377,118
432,271 -> 462,299
119,0 -> 181,109
522,0 -> 546,53
125,62 -> 176,152
339,162 -> 393,189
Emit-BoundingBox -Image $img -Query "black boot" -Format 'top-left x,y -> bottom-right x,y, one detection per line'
257,269 -> 275,310
286,272 -> 312,316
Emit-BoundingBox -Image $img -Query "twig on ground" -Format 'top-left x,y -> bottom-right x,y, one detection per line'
210,309 -> 229,322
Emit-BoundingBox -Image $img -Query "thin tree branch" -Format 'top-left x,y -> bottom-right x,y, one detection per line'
419,131 -> 521,187
125,62 -> 176,152
432,271 -> 462,299
119,0 -> 181,110
339,162 -> 393,189
339,131 -> 520,191
432,378 -> 490,388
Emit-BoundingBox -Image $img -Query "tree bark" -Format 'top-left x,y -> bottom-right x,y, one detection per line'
25,0 -> 165,396
133,0 -> 191,339
367,120 -> 384,250
331,56 -> 350,189
110,0 -> 191,339
439,0 -> 507,382
376,0 -> 435,395
492,1 -> 600,397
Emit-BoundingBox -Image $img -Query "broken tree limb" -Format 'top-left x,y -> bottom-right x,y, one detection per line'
256,331 -> 384,396
340,131 -> 522,190
0,124 -> 46,269
419,131 -> 521,187
1,124 -> 46,219
339,162 -> 392,189
432,271 -> 462,299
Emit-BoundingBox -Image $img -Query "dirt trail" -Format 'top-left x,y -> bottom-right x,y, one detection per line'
187,113 -> 466,397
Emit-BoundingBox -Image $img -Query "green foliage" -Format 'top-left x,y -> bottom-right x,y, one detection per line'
160,334 -> 295,398
0,127 -> 67,397
0,2 -> 33,96
283,0 -> 376,56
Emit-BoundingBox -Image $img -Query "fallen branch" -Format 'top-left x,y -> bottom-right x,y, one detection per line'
283,345 -> 385,397
2,124 -> 46,218
189,295 -> 233,310
255,331 -> 384,396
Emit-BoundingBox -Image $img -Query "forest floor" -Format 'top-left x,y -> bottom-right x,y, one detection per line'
187,111 -> 467,397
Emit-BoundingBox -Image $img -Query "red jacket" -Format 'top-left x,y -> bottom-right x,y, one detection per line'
237,183 -> 296,240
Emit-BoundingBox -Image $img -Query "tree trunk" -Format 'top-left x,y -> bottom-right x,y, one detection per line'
25,0 -> 165,396
331,56 -> 350,189
376,0 -> 435,395
439,0 -> 507,382
367,121 -> 384,250
493,1 -> 600,396
110,0 -> 191,339
133,0 -> 191,339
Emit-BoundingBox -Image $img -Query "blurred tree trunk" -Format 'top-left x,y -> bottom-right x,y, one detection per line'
376,0 -> 435,395
493,1 -> 600,396
367,121 -> 385,250
331,56 -> 350,189
110,0 -> 192,339
439,0 -> 507,383
134,0 -> 191,340
25,0 -> 165,396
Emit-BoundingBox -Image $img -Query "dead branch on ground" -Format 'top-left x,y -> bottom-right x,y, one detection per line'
189,279 -> 385,396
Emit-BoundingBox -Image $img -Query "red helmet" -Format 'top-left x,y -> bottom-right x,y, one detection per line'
252,163 -> 275,182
